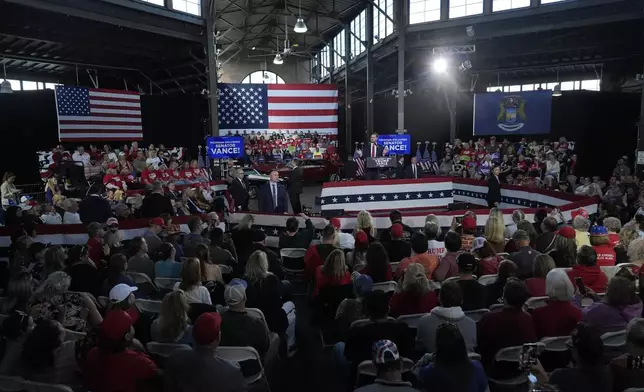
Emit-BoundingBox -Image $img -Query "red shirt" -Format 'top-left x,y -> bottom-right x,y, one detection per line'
608,233 -> 620,247
477,308 -> 537,367
478,256 -> 502,276
313,267 -> 352,296
531,300 -> 582,339
516,160 -> 528,172
83,348 -> 158,392
389,290 -> 438,318
525,277 -> 547,297
87,237 -> 103,265
567,265 -> 608,293
181,169 -> 195,180
593,244 -> 617,267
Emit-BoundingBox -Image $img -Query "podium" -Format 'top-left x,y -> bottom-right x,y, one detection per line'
366,156 -> 397,169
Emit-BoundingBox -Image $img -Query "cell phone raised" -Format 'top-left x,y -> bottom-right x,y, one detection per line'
519,343 -> 540,370
575,277 -> 587,296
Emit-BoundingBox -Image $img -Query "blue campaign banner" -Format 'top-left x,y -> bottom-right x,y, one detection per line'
473,90 -> 552,136
206,136 -> 244,158
378,134 -> 411,155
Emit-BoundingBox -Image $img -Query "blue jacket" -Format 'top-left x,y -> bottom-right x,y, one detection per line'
259,182 -> 289,213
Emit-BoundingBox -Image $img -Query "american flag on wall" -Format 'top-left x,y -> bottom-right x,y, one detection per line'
217,83 -> 338,135
55,86 -> 143,142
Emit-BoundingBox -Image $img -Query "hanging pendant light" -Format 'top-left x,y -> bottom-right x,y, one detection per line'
273,54 -> 284,65
1,64 -> 13,94
552,84 -> 562,97
294,0 -> 308,33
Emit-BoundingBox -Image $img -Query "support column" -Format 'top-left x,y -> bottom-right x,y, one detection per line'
440,0 -> 449,21
203,0 -> 219,136
396,0 -> 406,133
366,2 -> 374,139
329,40 -> 335,84
483,0 -> 493,15
637,62 -> 644,179
345,24 -> 352,156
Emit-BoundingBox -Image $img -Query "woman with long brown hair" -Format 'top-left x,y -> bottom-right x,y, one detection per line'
313,249 -> 351,297
195,243 -> 223,283
150,291 -> 193,344
173,258 -> 211,305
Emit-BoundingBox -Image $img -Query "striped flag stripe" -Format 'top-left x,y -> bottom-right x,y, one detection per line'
89,100 -> 140,108
267,90 -> 338,97
60,117 -> 142,123
267,103 -> 338,110
268,122 -> 337,129
267,109 -> 338,116
267,84 -> 337,90
267,96 -> 337,104
90,88 -> 141,95
267,115 -> 338,123
59,125 -> 143,130
87,95 -> 140,103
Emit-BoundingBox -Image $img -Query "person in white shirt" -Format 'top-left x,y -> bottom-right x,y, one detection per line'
504,210 -> 525,239
71,146 -> 91,167
40,204 -> 62,224
62,199 -> 82,224
146,149 -> 163,170
424,221 -> 446,258
173,258 -> 212,305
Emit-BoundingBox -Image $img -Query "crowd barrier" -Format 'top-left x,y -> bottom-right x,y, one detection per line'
0,178 -> 598,249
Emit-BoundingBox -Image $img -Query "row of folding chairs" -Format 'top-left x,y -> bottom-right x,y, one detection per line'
0,375 -> 72,392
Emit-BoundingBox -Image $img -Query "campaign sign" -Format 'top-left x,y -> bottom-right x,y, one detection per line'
377,134 -> 411,155
206,136 -> 244,158
473,90 -> 552,136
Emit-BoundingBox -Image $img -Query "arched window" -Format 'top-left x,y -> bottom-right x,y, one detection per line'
241,71 -> 285,84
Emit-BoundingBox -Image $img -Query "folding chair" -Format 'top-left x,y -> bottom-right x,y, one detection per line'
146,342 -> 190,358
478,274 -> 498,285
126,271 -> 160,296
464,309 -> 489,322
0,375 -> 74,392
218,265 -> 232,275
443,276 -> 460,284
63,329 -> 86,342
356,358 -> 413,387
246,307 -> 268,327
390,262 -> 400,274
525,296 -> 549,310
135,299 -> 163,314
279,248 -> 307,274
497,253 -> 510,258
540,336 -> 570,352
154,277 -> 180,291
489,303 -> 504,312
372,281 -> 397,293
217,346 -> 270,390
494,343 -> 545,363
396,313 -> 427,329
601,330 -> 627,349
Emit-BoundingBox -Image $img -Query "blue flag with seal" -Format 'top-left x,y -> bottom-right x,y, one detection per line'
473,90 -> 552,136
377,134 -> 411,155
206,136 -> 244,158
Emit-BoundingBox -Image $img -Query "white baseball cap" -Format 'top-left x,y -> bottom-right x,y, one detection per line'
109,284 -> 138,303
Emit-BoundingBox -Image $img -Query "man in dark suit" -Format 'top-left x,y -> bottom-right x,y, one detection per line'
140,181 -> 174,218
259,170 -> 289,213
287,159 -> 304,214
405,156 -> 422,179
487,166 -> 502,208
229,168 -> 250,211
395,156 -> 405,179
364,132 -> 384,180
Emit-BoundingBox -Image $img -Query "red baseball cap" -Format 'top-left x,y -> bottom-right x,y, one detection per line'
330,218 -> 342,230
149,217 -> 165,226
571,208 -> 589,220
355,230 -> 369,245
192,312 -> 222,345
391,223 -> 404,239
100,309 -> 134,341
462,215 -> 477,231
557,225 -> 576,240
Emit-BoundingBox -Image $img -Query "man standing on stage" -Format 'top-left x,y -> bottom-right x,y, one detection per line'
229,168 -> 250,211
288,159 -> 304,214
365,132 -> 384,180
405,156 -> 421,179
487,166 -> 502,208
259,170 -> 289,213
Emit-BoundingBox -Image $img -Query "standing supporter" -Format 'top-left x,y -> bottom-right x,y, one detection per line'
249,229 -> 285,280
456,253 -> 487,311
127,237 -> 154,279
533,209 -> 548,235
140,181 -> 173,218
336,274 -> 373,339
581,276 -> 642,334
150,291 -> 193,345
603,217 -> 622,246
508,230 -> 540,279
173,258 -> 211,305
313,249 -> 351,297
79,193 -> 112,224
433,231 -> 461,282
380,210 -> 414,243
396,232 -> 438,279
416,280 -> 477,354
355,210 -> 377,243
424,221 -> 446,257
208,228 -> 236,266
416,324 -> 488,392
83,310 -> 161,392
536,217 -> 559,253
385,224 -> 412,264
244,251 -> 288,336
389,263 -> 438,317
477,278 -> 537,367
196,243 -> 223,283
615,224 -> 640,264
504,210 -> 525,238
610,318 -> 644,392
590,225 -> 617,267
525,254 -> 556,297
548,226 -> 577,268
485,260 -> 519,308
566,246 -> 608,294
103,253 -> 136,296
330,217 -> 356,250
304,224 -> 338,280
143,217 -> 164,254
356,340 -> 422,392
573,215 -> 592,248
87,222 -> 109,266
460,215 -> 477,251
154,243 -> 181,279
362,242 -> 393,283
279,214 -> 316,250
1,172 -> 19,208
347,231 -> 369,271
472,238 -> 503,276
66,244 -> 101,297
484,216 -> 506,254
532,269 -> 582,338
182,216 -> 211,258
61,199 -> 81,224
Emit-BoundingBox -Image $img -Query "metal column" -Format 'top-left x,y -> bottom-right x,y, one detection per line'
203,0 -> 219,136
637,63 -> 644,179
345,23 -> 352,156
396,0 -> 406,133
365,2 -> 374,139
329,40 -> 335,84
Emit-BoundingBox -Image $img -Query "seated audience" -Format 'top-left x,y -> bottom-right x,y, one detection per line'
347,231 -> 369,271
104,217 -> 123,248
380,210 -> 414,243
460,215 -> 477,251
196,243 -> 223,283
525,254 -> 555,297
61,199 -> 81,224
356,340 -> 422,392
84,310 -> 161,392
548,226 -> 577,268
330,217 -> 356,250
66,244 -> 101,297
150,291 -> 193,345
573,215 -> 592,248
304,224 -> 338,280
154,242 -> 182,279
532,269 -> 582,338
477,278 -> 537,367
279,214 -> 316,250
485,260 -> 519,308
610,317 -> 644,392
244,250 -> 288,335
589,225 -> 616,267
615,224 -> 639,264
416,281 -> 477,354
103,253 -> 136,296
385,224 -> 412,264
362,242 -> 393,283
32,245 -> 66,284
484,216 -> 506,254
173,258 -> 212,305
127,236 -> 154,279
504,210 -> 525,238
533,209 -> 548,235
39,203 -> 62,224
164,312 -> 247,392
0,271 -> 32,315
390,263 -> 438,317
416,323 -> 488,392
433,231 -> 461,282
336,274 -> 373,339
140,181 -> 173,218
472,238 -> 502,276
505,220 -> 538,253
313,249 -> 352,297
425,221 -> 446,258
31,271 -> 103,332
220,279 -> 271,360
87,222 -> 109,266
582,276 -> 642,334
396,232 -> 438,279
536,217 -> 559,253
182,216 -> 211,258
143,217 -> 164,254
566,245 -> 608,294
209,228 -> 236,266
508,229 -> 541,279
456,253 -> 487,311
603,217 -> 622,247
355,210 -> 377,243
249,229 -> 285,280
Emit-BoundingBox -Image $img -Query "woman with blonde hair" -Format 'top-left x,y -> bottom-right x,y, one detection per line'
355,210 -> 376,241
615,223 -> 639,264
173,258 -> 211,305
195,243 -> 223,283
244,250 -> 287,335
150,291 -> 193,344
313,249 -> 351,296
484,216 -> 506,253
389,263 -> 437,317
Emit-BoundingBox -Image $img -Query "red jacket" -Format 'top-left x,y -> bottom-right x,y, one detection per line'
313,267 -> 352,296
389,290 -> 438,318
525,277 -> 546,297
304,243 -> 338,280
567,265 -> 608,293
478,255 -> 503,276
531,300 -> 582,338
593,244 -> 616,267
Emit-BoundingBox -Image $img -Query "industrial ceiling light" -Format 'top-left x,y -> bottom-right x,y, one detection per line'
273,54 -> 284,65
432,58 -> 448,74
458,60 -> 472,72
294,0 -> 308,33
1,64 -> 12,94
552,84 -> 562,97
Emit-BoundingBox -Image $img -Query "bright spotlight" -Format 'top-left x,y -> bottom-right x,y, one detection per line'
433,58 -> 448,74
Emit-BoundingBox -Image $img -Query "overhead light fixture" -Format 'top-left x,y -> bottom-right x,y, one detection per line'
466,25 -> 475,37
1,65 -> 12,94
273,54 -> 284,65
294,0 -> 308,33
251,46 -> 256,50
552,84 -> 562,97
432,58 -> 448,74
458,60 -> 472,72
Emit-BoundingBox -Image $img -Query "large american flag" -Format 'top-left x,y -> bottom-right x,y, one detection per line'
217,83 -> 338,135
55,86 -> 143,142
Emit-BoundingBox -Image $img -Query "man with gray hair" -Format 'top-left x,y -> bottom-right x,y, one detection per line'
508,230 -> 540,279
229,168 -> 249,211
140,181 -> 173,218
62,199 -> 82,224
424,221 -> 445,257
572,215 -> 591,248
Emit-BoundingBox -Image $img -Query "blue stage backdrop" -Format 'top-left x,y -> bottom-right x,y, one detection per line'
473,90 -> 552,136
378,134 -> 411,155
